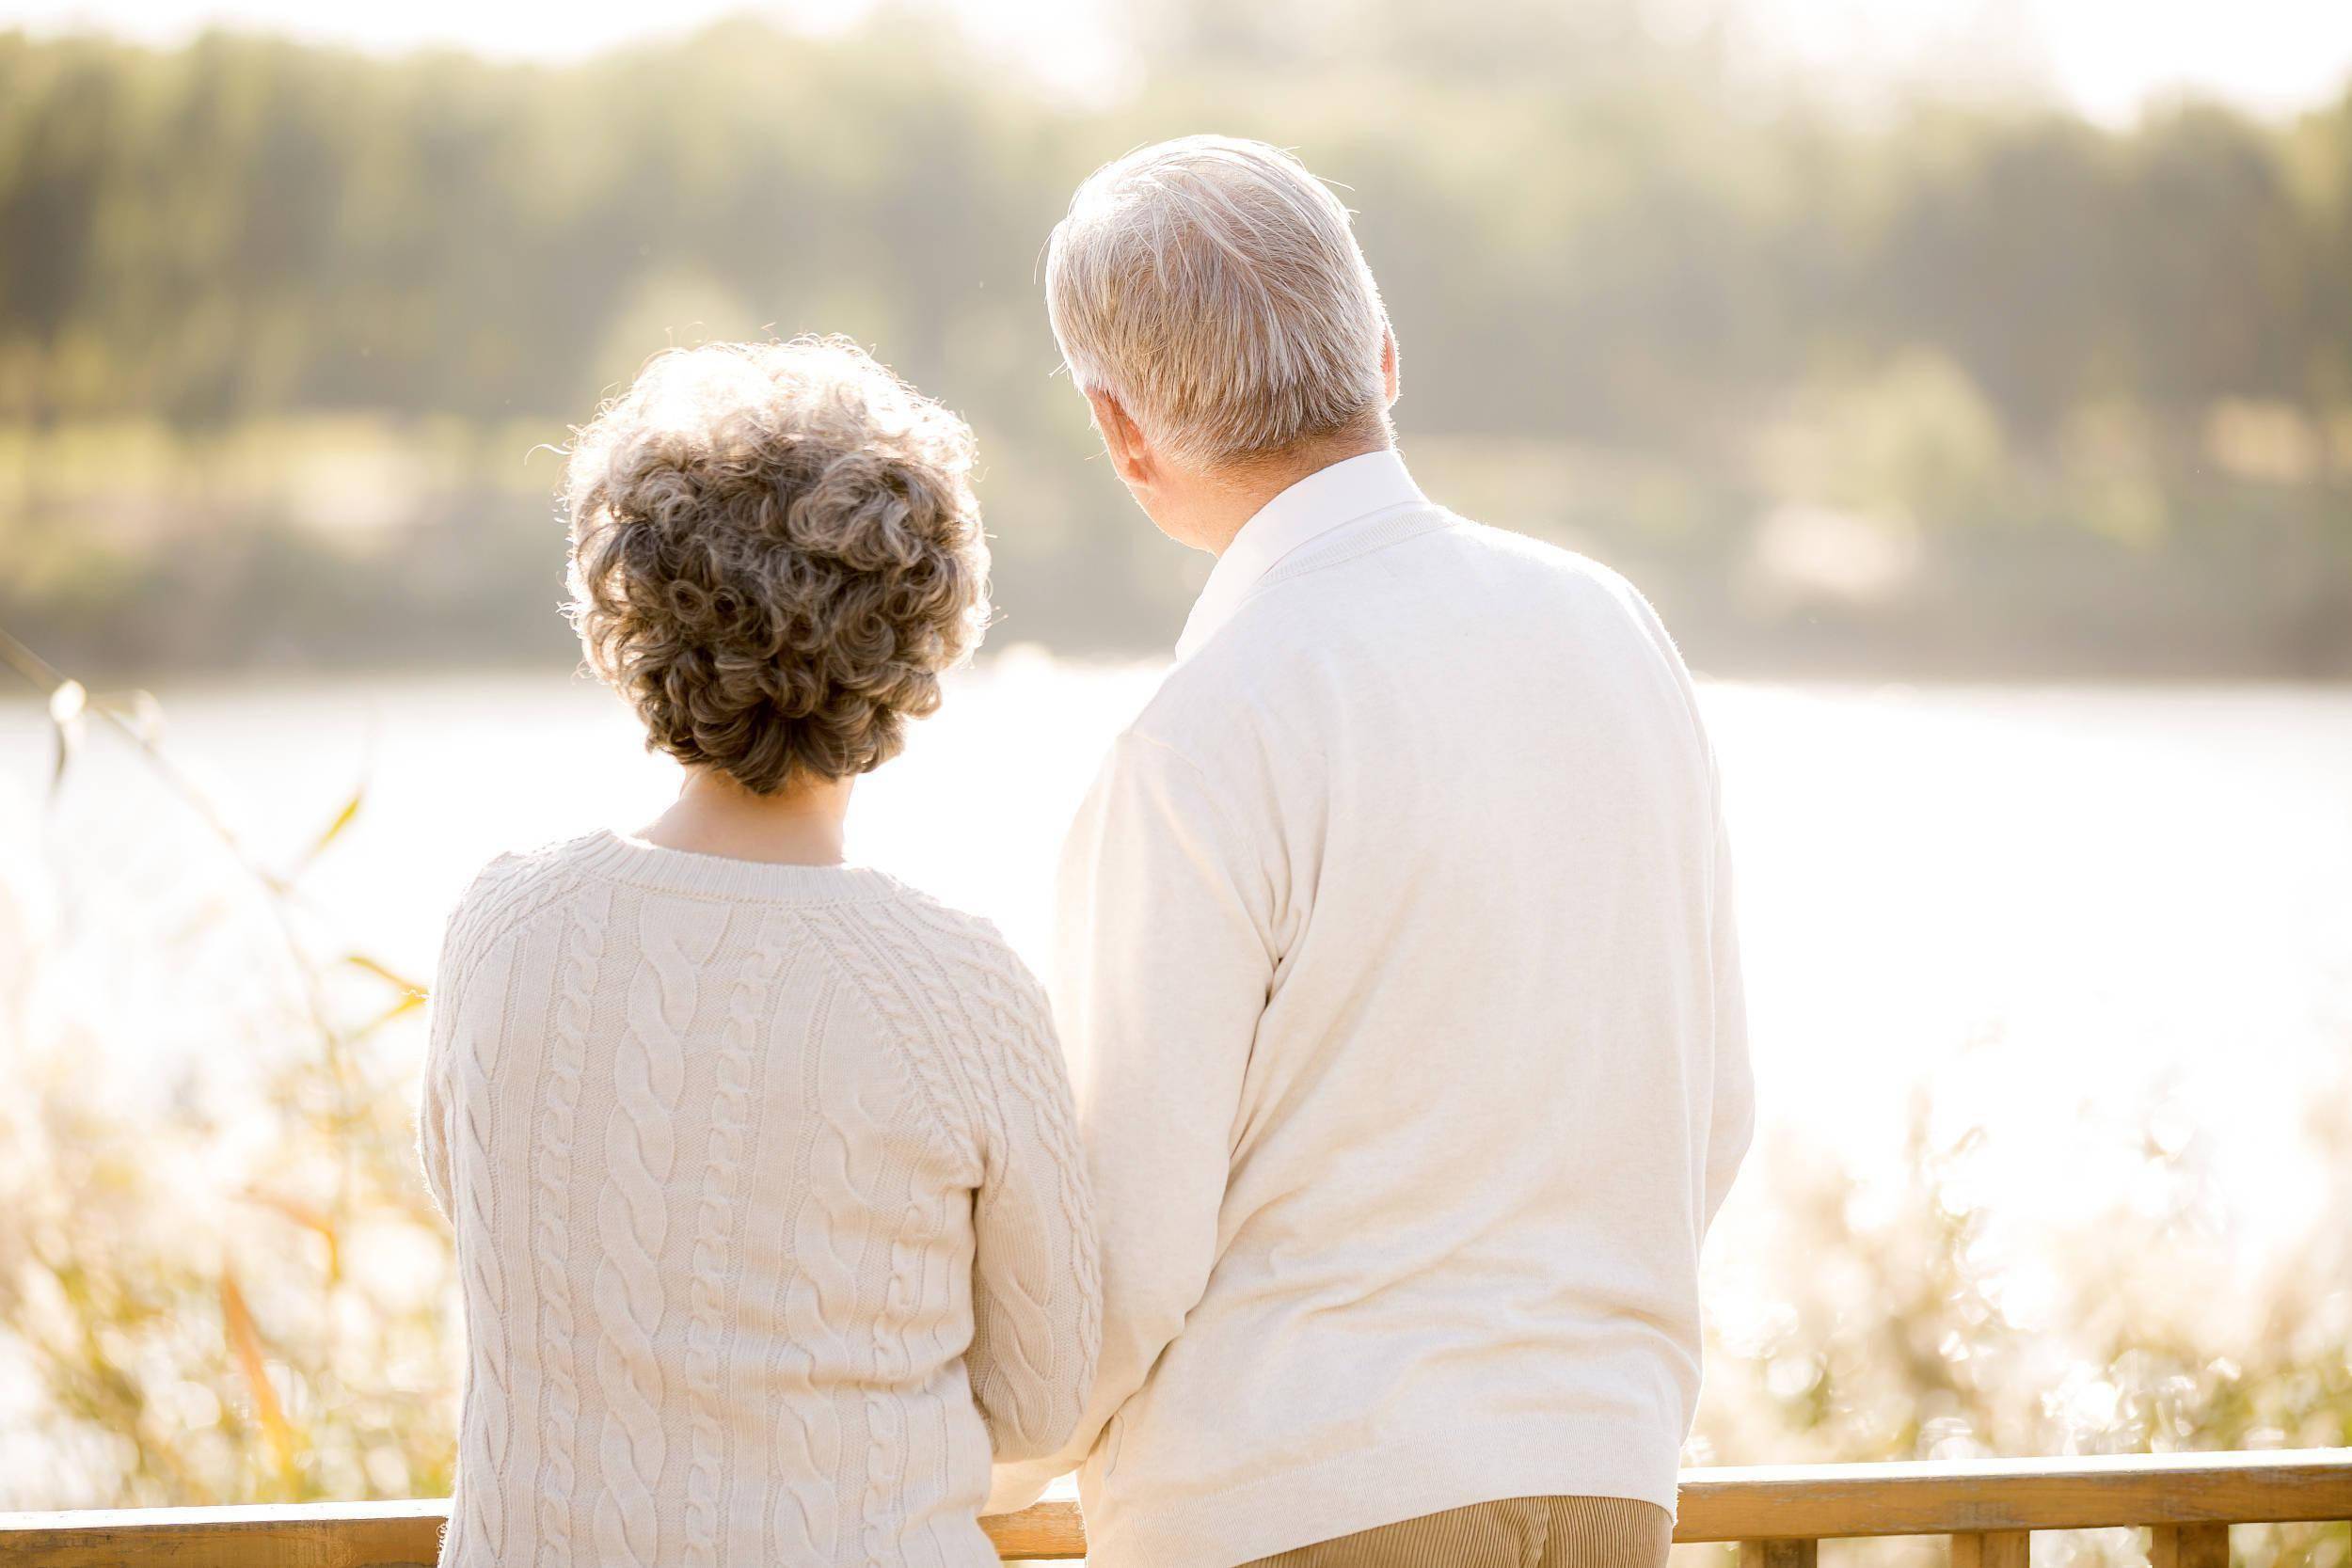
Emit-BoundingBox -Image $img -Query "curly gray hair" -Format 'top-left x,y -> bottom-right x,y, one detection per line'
564,336 -> 990,794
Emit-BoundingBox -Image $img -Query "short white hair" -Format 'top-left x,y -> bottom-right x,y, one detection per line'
1045,135 -> 1391,470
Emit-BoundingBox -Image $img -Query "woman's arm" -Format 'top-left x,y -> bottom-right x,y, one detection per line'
966,958 -> 1103,1466
415,916 -> 468,1222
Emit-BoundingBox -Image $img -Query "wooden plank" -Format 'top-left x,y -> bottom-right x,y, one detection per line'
2149,1523 -> 2230,1568
0,1450 -> 2339,1561
1740,1540 -> 1820,1568
1951,1529 -> 2030,1568
984,1499 -> 1088,1560
1674,1449 -> 2352,1542
0,1499 -> 444,1567
0,1498 -> 1089,1566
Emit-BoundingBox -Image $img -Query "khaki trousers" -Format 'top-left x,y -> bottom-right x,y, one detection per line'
1237,1495 -> 1673,1568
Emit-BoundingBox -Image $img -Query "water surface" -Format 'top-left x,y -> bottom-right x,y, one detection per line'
3,661 -> 2345,1311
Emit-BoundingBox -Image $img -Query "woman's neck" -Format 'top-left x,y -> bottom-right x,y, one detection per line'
637,767 -> 854,867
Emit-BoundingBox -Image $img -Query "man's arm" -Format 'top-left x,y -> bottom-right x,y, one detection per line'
987,728 -> 1274,1513
1702,770 -> 1755,1230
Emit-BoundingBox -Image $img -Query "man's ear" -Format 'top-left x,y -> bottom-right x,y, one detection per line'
1087,388 -> 1153,489
1380,328 -> 1401,407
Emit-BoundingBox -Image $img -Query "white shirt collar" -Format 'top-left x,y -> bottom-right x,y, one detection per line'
1174,449 -> 1426,659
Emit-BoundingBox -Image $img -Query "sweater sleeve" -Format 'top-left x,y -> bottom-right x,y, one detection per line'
415,852 -> 536,1224
1702,770 -> 1756,1230
965,958 -> 1103,1467
985,730 -> 1273,1513
416,905 -> 468,1224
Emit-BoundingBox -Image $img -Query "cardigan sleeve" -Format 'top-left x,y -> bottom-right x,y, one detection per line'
1701,792 -> 1755,1230
986,729 -> 1275,1513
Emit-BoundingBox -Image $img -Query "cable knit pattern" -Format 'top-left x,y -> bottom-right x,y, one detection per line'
419,831 -> 1100,1568
861,897 -> 1102,1447
438,847 -> 582,1003
452,941 -> 514,1566
531,883 -> 606,1568
595,898 -> 730,1565
765,974 -> 843,1566
680,909 -> 785,1567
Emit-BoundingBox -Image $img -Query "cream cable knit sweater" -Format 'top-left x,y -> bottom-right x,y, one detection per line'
418,830 -> 1100,1568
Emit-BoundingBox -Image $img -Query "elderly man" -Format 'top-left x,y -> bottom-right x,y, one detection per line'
989,135 -> 1754,1568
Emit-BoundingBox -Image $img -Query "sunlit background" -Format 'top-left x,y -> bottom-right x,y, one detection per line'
1,2 -> 2348,1562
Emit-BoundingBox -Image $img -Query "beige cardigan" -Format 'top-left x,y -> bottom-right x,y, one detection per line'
994,456 -> 1753,1568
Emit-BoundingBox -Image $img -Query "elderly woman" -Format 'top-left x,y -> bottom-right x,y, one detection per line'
418,338 -> 1099,1568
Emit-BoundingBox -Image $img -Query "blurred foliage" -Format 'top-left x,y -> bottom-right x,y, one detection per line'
0,627 -> 457,1506
0,4 -> 2347,674
1693,1093 -> 2352,1566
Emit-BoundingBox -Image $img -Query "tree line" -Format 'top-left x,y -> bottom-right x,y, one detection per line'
1,8 -> 2347,673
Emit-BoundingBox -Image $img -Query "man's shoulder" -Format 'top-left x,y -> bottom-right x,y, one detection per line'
1143,516 -> 1689,747
1261,506 -> 1654,617
1192,512 -> 1663,662
1126,627 -> 1289,764
1432,516 -> 1689,666
1437,513 -> 1648,599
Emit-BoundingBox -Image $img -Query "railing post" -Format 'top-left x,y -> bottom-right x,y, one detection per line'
1740,1542 -> 1819,1568
2149,1524 -> 2229,1568
1953,1530 -> 2030,1567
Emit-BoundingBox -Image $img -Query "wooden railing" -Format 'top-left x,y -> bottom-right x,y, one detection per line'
2,1449 -> 2345,1564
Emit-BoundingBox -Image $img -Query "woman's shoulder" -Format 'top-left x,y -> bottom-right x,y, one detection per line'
863,874 -> 1005,944
825,879 -> 1053,1036
826,882 -> 1064,1161
436,832 -> 609,971
877,878 -> 1043,974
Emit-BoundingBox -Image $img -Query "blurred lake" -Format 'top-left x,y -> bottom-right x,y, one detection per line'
3,658 -> 2347,1299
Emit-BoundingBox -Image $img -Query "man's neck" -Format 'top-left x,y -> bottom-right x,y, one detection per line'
1194,433 -> 1395,558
